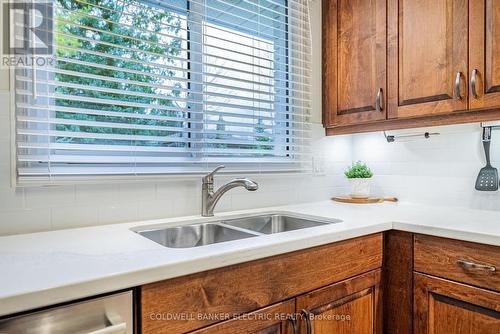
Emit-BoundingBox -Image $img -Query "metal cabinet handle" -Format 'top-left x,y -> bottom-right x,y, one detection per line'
376,88 -> 384,112
287,315 -> 299,334
471,69 -> 479,99
455,72 -> 463,100
457,259 -> 496,272
301,309 -> 313,334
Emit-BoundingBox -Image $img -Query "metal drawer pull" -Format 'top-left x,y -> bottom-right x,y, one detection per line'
457,259 -> 496,272
87,323 -> 127,334
455,72 -> 463,100
471,69 -> 479,99
301,309 -> 314,334
287,315 -> 299,334
376,88 -> 384,112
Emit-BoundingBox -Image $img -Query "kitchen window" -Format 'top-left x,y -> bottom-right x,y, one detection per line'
13,0 -> 312,182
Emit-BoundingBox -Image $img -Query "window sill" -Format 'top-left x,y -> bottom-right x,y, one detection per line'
15,170 -> 313,187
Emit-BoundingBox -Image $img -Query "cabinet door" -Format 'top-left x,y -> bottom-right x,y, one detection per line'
296,269 -> 382,334
388,0 -> 468,118
469,0 -> 500,109
414,273 -> 500,334
189,301 -> 295,334
322,0 -> 387,127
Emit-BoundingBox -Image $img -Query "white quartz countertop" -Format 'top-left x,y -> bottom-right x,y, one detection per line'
1,200 -> 499,317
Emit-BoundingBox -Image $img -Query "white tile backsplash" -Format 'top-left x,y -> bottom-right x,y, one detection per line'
75,184 -> 119,205
51,204 -> 100,229
137,199 -> 175,221
351,123 -> 500,209
156,180 -> 200,200
98,202 -> 140,224
0,209 -> 51,235
25,186 -> 76,209
171,195 -> 202,217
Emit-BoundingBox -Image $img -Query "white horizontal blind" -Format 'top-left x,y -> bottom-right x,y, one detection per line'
15,0 -> 312,181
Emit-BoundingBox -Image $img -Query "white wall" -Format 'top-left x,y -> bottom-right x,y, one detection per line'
0,2 -> 357,236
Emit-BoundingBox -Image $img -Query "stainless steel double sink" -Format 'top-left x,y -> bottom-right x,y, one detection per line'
135,213 -> 342,248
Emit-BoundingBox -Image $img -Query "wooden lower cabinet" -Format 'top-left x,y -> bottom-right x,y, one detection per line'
189,301 -> 295,334
139,232 -> 500,334
414,273 -> 500,334
188,270 -> 384,334
296,269 -> 382,334
141,234 -> 382,334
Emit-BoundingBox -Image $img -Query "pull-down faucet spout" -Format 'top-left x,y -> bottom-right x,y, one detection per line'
201,165 -> 258,217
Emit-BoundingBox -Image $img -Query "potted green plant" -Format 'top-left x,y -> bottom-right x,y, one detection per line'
344,161 -> 374,198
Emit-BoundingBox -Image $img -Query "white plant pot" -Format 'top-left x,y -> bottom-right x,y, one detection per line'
349,178 -> 371,198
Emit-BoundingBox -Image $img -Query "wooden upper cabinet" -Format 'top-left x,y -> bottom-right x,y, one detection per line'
469,0 -> 500,109
414,273 -> 500,334
296,270 -> 382,334
322,0 -> 387,127
387,0 -> 469,118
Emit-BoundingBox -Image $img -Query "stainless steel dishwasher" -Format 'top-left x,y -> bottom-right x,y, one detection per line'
0,290 -> 133,334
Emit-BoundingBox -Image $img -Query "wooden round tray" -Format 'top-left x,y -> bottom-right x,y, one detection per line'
332,197 -> 398,204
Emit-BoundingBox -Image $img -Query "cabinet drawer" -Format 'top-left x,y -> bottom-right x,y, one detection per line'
141,233 -> 383,334
414,234 -> 500,292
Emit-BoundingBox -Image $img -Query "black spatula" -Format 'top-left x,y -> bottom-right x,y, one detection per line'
475,127 -> 498,191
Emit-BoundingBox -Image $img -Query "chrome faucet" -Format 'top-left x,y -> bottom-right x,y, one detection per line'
201,165 -> 258,217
